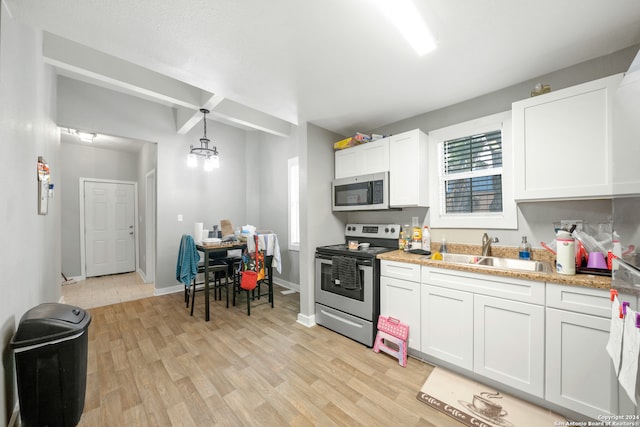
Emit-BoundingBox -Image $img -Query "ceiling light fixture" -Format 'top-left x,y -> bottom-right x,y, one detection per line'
376,0 -> 437,56
77,132 -> 96,143
188,108 -> 219,171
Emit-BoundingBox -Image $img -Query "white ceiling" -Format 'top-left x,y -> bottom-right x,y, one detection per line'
6,0 -> 640,137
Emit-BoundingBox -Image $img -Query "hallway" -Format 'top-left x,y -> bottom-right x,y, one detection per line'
61,272 -> 155,309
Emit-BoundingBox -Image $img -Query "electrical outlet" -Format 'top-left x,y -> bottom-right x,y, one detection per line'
177,214 -> 183,222
560,219 -> 582,231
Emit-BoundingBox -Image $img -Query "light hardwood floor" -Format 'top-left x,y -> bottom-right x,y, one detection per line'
75,281 -> 465,426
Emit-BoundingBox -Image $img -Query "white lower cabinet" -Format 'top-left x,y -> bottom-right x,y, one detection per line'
474,295 -> 544,397
545,284 -> 617,419
380,260 -> 421,350
421,285 -> 473,370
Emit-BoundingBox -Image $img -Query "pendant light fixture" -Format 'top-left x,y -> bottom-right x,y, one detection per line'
188,108 -> 219,170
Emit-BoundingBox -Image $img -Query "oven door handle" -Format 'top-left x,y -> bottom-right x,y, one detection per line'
315,254 -> 373,267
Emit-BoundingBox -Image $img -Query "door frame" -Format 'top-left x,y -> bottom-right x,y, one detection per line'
79,177 -> 139,280
144,169 -> 156,283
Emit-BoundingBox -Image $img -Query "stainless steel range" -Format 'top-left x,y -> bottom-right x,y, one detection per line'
315,223 -> 400,347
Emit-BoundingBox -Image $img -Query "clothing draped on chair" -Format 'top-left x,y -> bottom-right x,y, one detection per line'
176,234 -> 200,287
233,234 -> 274,315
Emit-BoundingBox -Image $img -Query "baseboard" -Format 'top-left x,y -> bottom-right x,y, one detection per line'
154,283 -> 183,296
297,312 -> 316,328
8,402 -> 19,427
137,268 -> 148,283
273,278 -> 300,293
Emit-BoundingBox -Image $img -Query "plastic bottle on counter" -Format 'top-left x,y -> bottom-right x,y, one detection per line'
422,226 -> 431,252
440,236 -> 448,254
412,226 -> 422,249
519,236 -> 531,260
556,230 -> 576,275
402,224 -> 412,252
398,225 -> 406,250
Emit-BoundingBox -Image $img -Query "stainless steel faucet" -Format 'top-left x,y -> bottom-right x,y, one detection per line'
481,233 -> 499,256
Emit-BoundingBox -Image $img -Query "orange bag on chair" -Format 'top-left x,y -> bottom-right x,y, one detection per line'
240,270 -> 258,290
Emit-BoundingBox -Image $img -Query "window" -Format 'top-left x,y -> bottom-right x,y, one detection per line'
288,157 -> 300,250
442,130 -> 503,214
428,111 -> 517,229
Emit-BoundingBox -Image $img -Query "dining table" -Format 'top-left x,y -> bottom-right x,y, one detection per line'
195,241 -> 246,321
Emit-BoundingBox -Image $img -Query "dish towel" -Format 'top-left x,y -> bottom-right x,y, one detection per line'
607,296 -> 624,376
619,307 -> 640,404
246,233 -> 282,274
330,256 -> 361,290
176,234 -> 201,287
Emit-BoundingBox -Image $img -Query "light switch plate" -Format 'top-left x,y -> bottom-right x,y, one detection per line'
177,214 -> 183,222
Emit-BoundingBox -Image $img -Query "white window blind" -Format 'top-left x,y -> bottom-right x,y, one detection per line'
441,130 -> 503,214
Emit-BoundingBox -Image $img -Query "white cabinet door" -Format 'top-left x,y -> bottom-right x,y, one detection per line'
360,139 -> 389,175
380,276 -> 421,350
474,295 -> 544,397
334,148 -> 361,179
389,129 -> 429,207
546,307 -> 618,418
334,138 -> 389,179
512,74 -> 622,200
421,284 -> 473,370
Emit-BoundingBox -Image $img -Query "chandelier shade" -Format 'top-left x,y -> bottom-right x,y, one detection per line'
188,108 -> 219,170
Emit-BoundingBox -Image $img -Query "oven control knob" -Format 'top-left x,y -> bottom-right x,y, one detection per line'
384,227 -> 389,233
390,227 -> 395,233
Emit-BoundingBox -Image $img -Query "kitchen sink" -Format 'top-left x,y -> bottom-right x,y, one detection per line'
423,253 -> 553,273
441,253 -> 483,264
475,256 -> 553,273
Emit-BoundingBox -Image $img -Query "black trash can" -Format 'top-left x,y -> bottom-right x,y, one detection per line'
10,303 -> 92,427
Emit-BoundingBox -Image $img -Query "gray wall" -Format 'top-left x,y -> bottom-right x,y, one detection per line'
59,139 -> 140,277
56,76 -> 300,291
0,9 -> 60,424
346,44 -> 640,250
298,123 -> 346,323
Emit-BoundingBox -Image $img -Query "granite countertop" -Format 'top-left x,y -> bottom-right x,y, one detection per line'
377,244 -> 611,291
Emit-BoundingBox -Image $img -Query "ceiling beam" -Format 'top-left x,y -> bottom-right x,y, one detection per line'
43,32 -> 292,137
211,99 -> 291,137
43,32 -> 209,110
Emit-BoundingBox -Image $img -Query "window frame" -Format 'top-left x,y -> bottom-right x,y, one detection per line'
288,156 -> 300,251
428,111 -> 517,229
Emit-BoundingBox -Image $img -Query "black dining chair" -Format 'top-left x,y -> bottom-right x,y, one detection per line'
232,254 -> 274,315
186,253 -> 231,317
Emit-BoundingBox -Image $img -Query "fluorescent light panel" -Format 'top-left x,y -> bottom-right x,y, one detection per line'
376,0 -> 436,56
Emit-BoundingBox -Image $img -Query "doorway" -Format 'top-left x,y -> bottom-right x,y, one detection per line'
81,179 -> 137,278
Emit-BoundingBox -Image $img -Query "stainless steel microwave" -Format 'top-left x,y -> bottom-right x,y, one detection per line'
332,172 -> 389,211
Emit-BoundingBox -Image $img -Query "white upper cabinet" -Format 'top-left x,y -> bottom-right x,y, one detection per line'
512,73 -> 638,200
389,129 -> 429,207
334,138 -> 389,179
612,72 -> 640,195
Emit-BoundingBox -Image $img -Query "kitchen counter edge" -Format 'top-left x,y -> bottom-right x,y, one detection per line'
378,250 -> 611,290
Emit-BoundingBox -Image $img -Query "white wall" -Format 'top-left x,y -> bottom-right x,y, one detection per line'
0,8 -> 61,423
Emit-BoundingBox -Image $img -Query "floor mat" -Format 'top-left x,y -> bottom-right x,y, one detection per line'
417,367 -> 567,426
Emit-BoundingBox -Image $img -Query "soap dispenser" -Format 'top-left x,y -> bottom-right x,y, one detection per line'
519,236 -> 531,260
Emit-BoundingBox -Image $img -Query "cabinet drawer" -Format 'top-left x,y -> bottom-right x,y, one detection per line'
422,266 -> 545,304
381,260 -> 421,282
546,283 -> 611,318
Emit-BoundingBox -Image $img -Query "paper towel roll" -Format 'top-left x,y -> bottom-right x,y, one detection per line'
194,222 -> 204,243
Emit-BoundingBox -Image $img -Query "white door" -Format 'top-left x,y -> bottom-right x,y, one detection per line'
85,181 -> 136,277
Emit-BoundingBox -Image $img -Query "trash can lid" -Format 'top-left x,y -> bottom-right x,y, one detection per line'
10,303 -> 91,349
